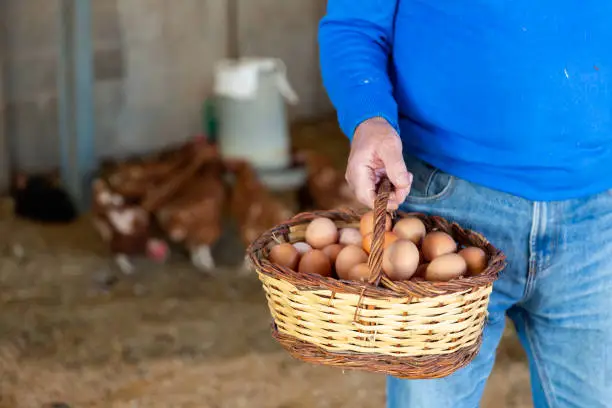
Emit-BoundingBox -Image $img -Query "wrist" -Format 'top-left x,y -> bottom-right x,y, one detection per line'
359,116 -> 391,128
354,116 -> 399,141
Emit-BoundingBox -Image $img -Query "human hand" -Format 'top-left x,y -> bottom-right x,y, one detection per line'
345,117 -> 412,210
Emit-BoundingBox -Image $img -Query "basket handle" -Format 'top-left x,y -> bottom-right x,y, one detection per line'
366,176 -> 393,285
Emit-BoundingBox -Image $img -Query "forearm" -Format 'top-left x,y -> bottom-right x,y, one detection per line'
318,0 -> 400,140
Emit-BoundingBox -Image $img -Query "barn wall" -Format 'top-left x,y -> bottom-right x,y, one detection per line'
237,0 -> 332,120
3,0 -> 123,171
1,0 -> 332,174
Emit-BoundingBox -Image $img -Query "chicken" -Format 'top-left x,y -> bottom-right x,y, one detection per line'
106,160 -> 181,202
227,160 -> 294,272
92,140 -> 221,274
91,179 -> 169,274
298,151 -> 364,211
227,160 -> 260,225
155,160 -> 226,273
141,143 -> 218,212
92,138 -> 232,274
103,139 -> 217,203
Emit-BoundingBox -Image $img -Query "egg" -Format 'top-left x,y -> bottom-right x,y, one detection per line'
424,253 -> 467,281
269,243 -> 300,270
415,263 -> 429,278
298,249 -> 333,277
305,217 -> 339,249
322,244 -> 344,264
382,247 -> 394,276
362,231 -> 398,254
459,247 -> 488,276
338,228 -> 363,246
347,263 -> 371,282
382,240 -> 420,280
335,245 -> 368,280
359,210 -> 392,236
421,231 -> 457,261
293,242 -> 313,254
393,217 -> 427,245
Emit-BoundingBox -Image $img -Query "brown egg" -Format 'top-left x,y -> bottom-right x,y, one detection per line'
347,263 -> 371,282
298,249 -> 333,277
359,210 -> 392,236
421,231 -> 457,261
338,228 -> 362,246
459,247 -> 488,276
269,243 -> 300,270
382,240 -> 420,281
393,217 -> 427,245
293,242 -> 313,254
335,245 -> 368,280
382,247 -> 394,276
305,217 -> 339,249
424,253 -> 467,282
362,233 -> 372,253
415,263 -> 429,278
362,231 -> 398,254
322,244 -> 344,264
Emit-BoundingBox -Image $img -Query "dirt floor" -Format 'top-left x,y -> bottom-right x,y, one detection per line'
0,120 -> 533,408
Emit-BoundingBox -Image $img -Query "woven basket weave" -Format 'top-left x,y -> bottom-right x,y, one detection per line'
248,178 -> 506,379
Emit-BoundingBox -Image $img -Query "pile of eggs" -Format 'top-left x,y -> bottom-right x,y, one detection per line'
268,211 -> 488,283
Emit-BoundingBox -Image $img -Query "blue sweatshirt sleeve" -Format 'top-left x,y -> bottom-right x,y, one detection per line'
318,0 -> 399,141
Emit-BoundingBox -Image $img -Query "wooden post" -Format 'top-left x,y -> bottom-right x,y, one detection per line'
57,0 -> 96,211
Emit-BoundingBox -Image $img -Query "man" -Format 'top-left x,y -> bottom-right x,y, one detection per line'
318,1 -> 612,407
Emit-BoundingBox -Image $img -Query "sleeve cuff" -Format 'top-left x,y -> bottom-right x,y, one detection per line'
336,89 -> 399,141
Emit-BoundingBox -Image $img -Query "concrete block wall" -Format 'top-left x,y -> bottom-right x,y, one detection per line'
4,0 -> 123,172
2,0 -> 333,173
113,0 -> 228,157
237,0 -> 332,119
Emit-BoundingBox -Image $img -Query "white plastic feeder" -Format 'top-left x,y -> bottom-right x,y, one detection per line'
214,58 -> 306,190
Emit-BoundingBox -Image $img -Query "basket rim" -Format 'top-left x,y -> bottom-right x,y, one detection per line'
247,208 -> 506,299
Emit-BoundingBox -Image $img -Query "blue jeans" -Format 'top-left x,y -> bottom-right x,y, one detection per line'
388,156 -> 612,408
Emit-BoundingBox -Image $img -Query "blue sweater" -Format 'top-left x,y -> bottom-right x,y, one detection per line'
319,0 -> 612,201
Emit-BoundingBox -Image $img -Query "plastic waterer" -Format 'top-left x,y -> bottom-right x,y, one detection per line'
214,58 -> 299,171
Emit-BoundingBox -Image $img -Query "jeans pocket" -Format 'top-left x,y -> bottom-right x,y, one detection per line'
404,155 -> 456,204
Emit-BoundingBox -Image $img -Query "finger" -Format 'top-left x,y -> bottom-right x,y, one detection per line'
387,174 -> 412,208
346,164 -> 376,209
386,192 -> 401,211
386,182 -> 411,210
378,141 -> 412,208
379,138 -> 412,191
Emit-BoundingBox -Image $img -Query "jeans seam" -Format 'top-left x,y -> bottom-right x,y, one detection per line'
525,202 -> 540,301
523,316 -> 557,408
424,168 -> 439,196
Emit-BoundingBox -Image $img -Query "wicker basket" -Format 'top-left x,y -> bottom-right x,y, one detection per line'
247,178 -> 506,379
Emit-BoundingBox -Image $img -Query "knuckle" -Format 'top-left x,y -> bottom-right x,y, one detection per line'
344,168 -> 355,185
391,161 -> 409,176
380,136 -> 402,153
